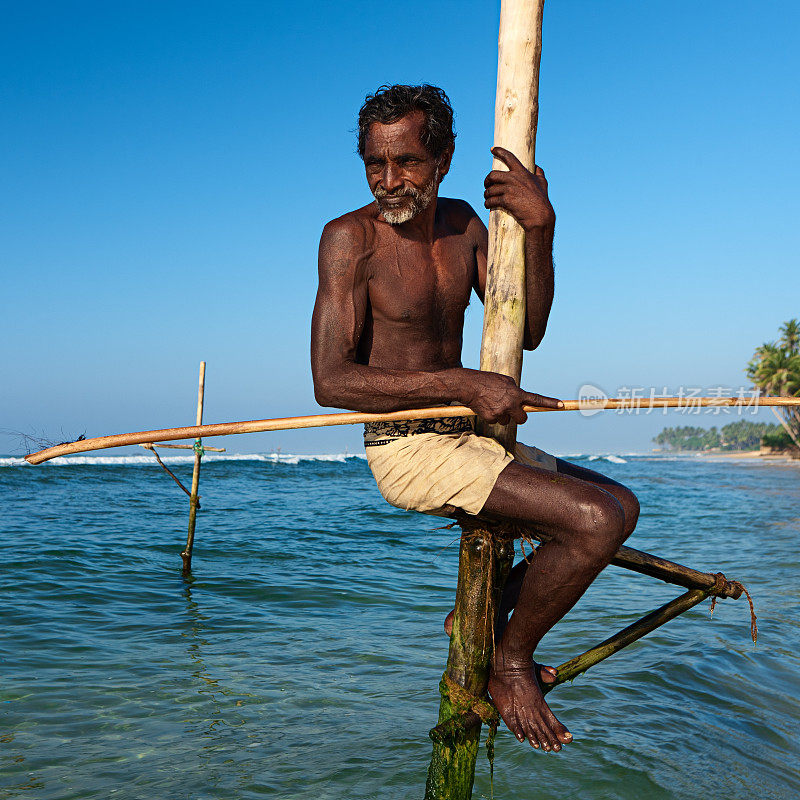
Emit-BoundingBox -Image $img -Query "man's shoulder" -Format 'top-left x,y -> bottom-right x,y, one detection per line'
321,205 -> 378,247
439,196 -> 478,219
438,197 -> 483,234
318,206 -> 377,274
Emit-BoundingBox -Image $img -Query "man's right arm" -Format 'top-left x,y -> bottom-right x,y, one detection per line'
310,217 -> 559,423
311,217 -> 464,413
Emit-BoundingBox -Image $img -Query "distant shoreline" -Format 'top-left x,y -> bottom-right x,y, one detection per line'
695,449 -> 800,463
649,447 -> 800,464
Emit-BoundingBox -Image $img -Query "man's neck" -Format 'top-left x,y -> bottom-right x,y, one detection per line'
386,197 -> 439,243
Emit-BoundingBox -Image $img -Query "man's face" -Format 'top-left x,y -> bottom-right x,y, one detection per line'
363,111 -> 444,225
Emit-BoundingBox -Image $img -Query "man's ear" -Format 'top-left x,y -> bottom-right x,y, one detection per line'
437,144 -> 454,181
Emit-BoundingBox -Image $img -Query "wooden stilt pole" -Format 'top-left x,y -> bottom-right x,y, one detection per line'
425,2 -> 544,797
181,361 -> 206,575
142,442 -> 225,452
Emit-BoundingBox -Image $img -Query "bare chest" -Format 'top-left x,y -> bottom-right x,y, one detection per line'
366,237 -> 475,327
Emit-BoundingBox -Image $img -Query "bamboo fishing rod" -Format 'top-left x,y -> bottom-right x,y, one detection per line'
24,396 -> 800,464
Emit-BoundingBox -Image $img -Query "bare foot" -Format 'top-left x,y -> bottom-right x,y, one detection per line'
443,609 -> 558,687
488,662 -> 572,752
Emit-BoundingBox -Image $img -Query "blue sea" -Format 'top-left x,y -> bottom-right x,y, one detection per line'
1,450 -> 799,800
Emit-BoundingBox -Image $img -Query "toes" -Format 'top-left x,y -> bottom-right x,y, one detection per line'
527,714 -> 563,752
538,732 -> 552,752
539,708 -> 570,749
540,725 -> 560,752
546,714 -> 572,745
551,719 -> 572,745
541,704 -> 571,744
522,717 -> 553,752
508,715 -> 526,743
521,720 -> 541,749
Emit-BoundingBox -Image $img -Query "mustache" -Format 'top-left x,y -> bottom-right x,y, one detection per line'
372,185 -> 423,200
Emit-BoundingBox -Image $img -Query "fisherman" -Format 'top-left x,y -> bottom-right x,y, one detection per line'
311,84 -> 640,753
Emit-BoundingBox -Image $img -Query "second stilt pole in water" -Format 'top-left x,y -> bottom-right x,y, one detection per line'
181,361 -> 206,575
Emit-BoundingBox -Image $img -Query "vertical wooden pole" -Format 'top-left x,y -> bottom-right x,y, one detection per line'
181,361 -> 206,575
480,0 -> 544,448
425,2 -> 544,797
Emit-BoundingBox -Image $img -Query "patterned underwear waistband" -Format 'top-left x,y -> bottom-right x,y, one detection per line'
363,415 -> 474,446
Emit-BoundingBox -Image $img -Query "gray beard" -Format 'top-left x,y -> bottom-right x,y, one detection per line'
373,168 -> 439,225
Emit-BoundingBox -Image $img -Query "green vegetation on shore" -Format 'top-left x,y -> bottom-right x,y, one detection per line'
746,318 -> 800,450
653,421 -> 782,452
655,319 -> 800,453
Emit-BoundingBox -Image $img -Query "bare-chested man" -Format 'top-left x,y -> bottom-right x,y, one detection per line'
311,84 -> 640,753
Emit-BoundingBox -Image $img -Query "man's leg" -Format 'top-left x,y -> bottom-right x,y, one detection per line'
444,558 -> 538,638
481,460 -> 635,751
443,561 -> 558,687
493,459 -> 641,611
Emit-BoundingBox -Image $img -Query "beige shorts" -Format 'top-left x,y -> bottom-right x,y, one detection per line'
365,430 -> 559,516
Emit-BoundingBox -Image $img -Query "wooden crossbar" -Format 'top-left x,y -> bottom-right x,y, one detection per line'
544,588 -> 714,693
528,541 -> 754,692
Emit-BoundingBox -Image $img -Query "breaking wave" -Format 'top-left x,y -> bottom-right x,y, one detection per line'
587,454 -> 628,464
0,452 -> 367,468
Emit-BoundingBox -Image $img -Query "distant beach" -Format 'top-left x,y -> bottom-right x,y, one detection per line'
697,449 -> 800,463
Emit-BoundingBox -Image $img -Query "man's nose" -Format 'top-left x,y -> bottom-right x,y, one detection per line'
381,164 -> 403,193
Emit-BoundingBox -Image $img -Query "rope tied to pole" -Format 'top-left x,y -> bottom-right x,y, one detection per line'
434,672 -> 501,792
709,572 -> 758,644
441,672 -> 500,729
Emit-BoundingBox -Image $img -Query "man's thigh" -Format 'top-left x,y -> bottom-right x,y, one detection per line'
480,459 -> 622,534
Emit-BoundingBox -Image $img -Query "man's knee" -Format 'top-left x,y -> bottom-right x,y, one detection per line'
617,487 -> 640,538
571,492 -> 626,559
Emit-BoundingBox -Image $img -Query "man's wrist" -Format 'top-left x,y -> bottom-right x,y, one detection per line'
436,367 -> 472,405
523,217 -> 555,235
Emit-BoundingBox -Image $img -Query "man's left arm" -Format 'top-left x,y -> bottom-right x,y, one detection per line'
477,146 -> 555,350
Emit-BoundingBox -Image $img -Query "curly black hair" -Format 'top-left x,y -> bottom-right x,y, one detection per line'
357,84 -> 456,160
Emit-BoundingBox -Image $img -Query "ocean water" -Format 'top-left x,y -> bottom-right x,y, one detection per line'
1,451 -> 799,800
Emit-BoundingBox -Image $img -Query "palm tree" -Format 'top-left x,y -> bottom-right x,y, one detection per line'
747,322 -> 800,449
779,318 -> 800,356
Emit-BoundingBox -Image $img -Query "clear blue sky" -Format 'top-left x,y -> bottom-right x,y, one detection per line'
2,0 -> 798,456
